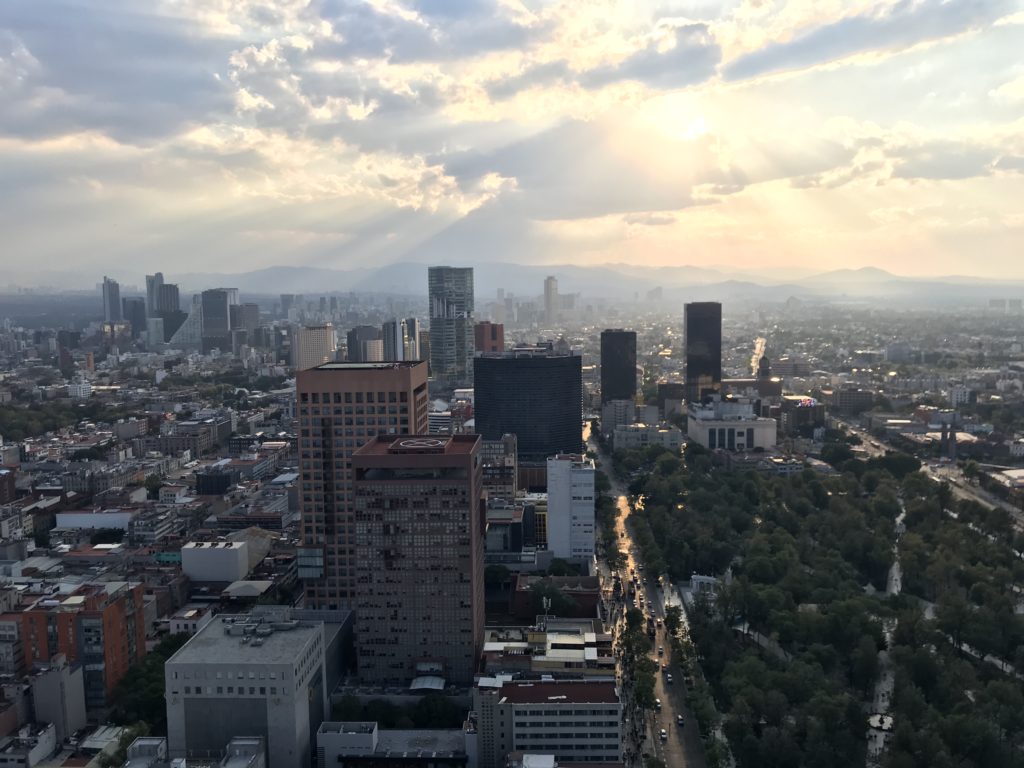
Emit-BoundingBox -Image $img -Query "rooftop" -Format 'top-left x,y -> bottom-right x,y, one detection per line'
353,435 -> 481,457
498,680 -> 618,705
167,613 -> 321,666
311,361 -> 423,371
376,729 -> 466,757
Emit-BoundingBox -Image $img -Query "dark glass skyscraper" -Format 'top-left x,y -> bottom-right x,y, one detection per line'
474,347 -> 582,462
600,329 -> 637,404
684,302 -> 722,403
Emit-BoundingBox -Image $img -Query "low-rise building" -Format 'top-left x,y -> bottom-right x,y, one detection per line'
611,424 -> 683,452
472,677 -> 621,768
687,400 -> 776,452
316,722 -> 468,768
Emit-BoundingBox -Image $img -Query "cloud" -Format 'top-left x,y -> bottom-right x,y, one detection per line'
891,140 -> 998,180
581,22 -> 721,89
623,212 -> 676,226
723,0 -> 1016,81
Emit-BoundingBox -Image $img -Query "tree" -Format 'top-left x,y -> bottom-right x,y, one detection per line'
821,442 -> 854,467
484,564 -> 511,587
97,722 -> 150,768
547,558 -> 577,577
530,580 -> 577,616
664,605 -> 682,635
108,634 -> 190,733
144,473 -> 163,500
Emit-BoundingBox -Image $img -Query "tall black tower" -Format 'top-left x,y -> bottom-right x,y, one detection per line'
600,329 -> 637,404
684,302 -> 722,403
474,348 -> 582,462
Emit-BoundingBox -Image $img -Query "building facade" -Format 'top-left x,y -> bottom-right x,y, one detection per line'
684,302 -> 722,403
294,325 -> 337,371
544,455 -> 595,561
599,329 -> 636,404
165,614 -> 327,768
351,435 -> 485,685
102,277 -> 122,323
474,349 -> 582,463
428,267 -> 475,386
474,322 -> 505,354
473,678 -> 621,768
296,362 -> 430,610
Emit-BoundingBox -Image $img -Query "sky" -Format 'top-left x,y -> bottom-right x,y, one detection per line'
1,0 -> 1023,283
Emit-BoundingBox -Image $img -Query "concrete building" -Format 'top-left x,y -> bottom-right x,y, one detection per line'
102,277 -> 122,323
145,273 -> 164,318
29,654 -> 86,744
0,723 -> 56,768
474,322 -> 504,355
296,362 -> 430,610
165,613 -> 328,768
611,423 -> 683,452
481,435 -> 518,501
382,319 -> 419,362
201,288 -> 238,354
11,582 -> 146,710
429,267 -> 475,386
181,542 -> 250,584
294,325 -> 337,372
346,327 -> 382,364
472,678 -> 621,768
544,456 -> 595,562
351,435 -> 485,685
687,399 -> 776,452
599,400 -> 635,439
316,722 -> 468,768
121,735 -> 267,768
543,276 -> 558,325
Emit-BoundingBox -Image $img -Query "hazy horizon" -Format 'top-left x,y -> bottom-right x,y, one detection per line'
2,1 -> 1023,279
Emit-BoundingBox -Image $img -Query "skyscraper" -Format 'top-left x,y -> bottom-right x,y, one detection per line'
474,347 -> 582,462
101,277 -> 122,322
546,454 -> 596,561
156,282 -> 180,314
145,272 -> 164,317
292,324 -> 336,370
351,434 -> 484,685
428,266 -> 474,385
544,275 -> 558,325
200,288 -> 237,353
381,318 -> 418,361
121,296 -> 147,338
230,302 -> 260,335
346,325 -> 382,363
600,329 -> 637,404
684,301 -> 722,403
296,361 -> 430,609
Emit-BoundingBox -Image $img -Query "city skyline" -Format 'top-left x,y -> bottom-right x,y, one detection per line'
1,1 -> 1022,280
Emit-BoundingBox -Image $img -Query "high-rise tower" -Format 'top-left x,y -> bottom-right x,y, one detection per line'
428,266 -> 474,386
600,329 -> 637,404
101,277 -> 122,323
684,301 -> 722,403
296,362 -> 429,609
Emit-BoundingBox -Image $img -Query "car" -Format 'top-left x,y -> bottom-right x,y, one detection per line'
657,646 -> 664,655
654,698 -> 662,710
677,715 -> 685,726
659,729 -> 668,741
655,618 -> 662,627
661,663 -> 668,672
666,673 -> 674,684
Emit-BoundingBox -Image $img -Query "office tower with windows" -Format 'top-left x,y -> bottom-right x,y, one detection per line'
545,454 -> 596,561
121,296 -> 147,338
544,275 -> 558,325
346,326 -> 382,363
157,282 -> 180,314
293,324 -> 337,371
230,303 -> 261,335
145,272 -> 164,317
600,329 -> 637,404
296,362 -> 429,609
381,319 -> 409,361
474,347 -> 582,462
684,302 -> 722,403
101,277 -> 122,322
351,434 -> 484,684
428,266 -> 474,385
200,288 -> 237,353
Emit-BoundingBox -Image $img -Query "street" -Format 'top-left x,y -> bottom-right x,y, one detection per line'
591,422 -> 706,768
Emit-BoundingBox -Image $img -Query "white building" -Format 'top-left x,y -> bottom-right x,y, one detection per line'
165,613 -> 327,768
67,380 -> 92,399
472,677 -> 621,768
948,385 -> 974,407
180,541 -> 250,583
600,399 -> 635,438
612,423 -> 683,451
545,455 -> 595,561
55,509 -> 135,530
687,399 -> 777,452
293,325 -> 337,372
169,605 -> 215,636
